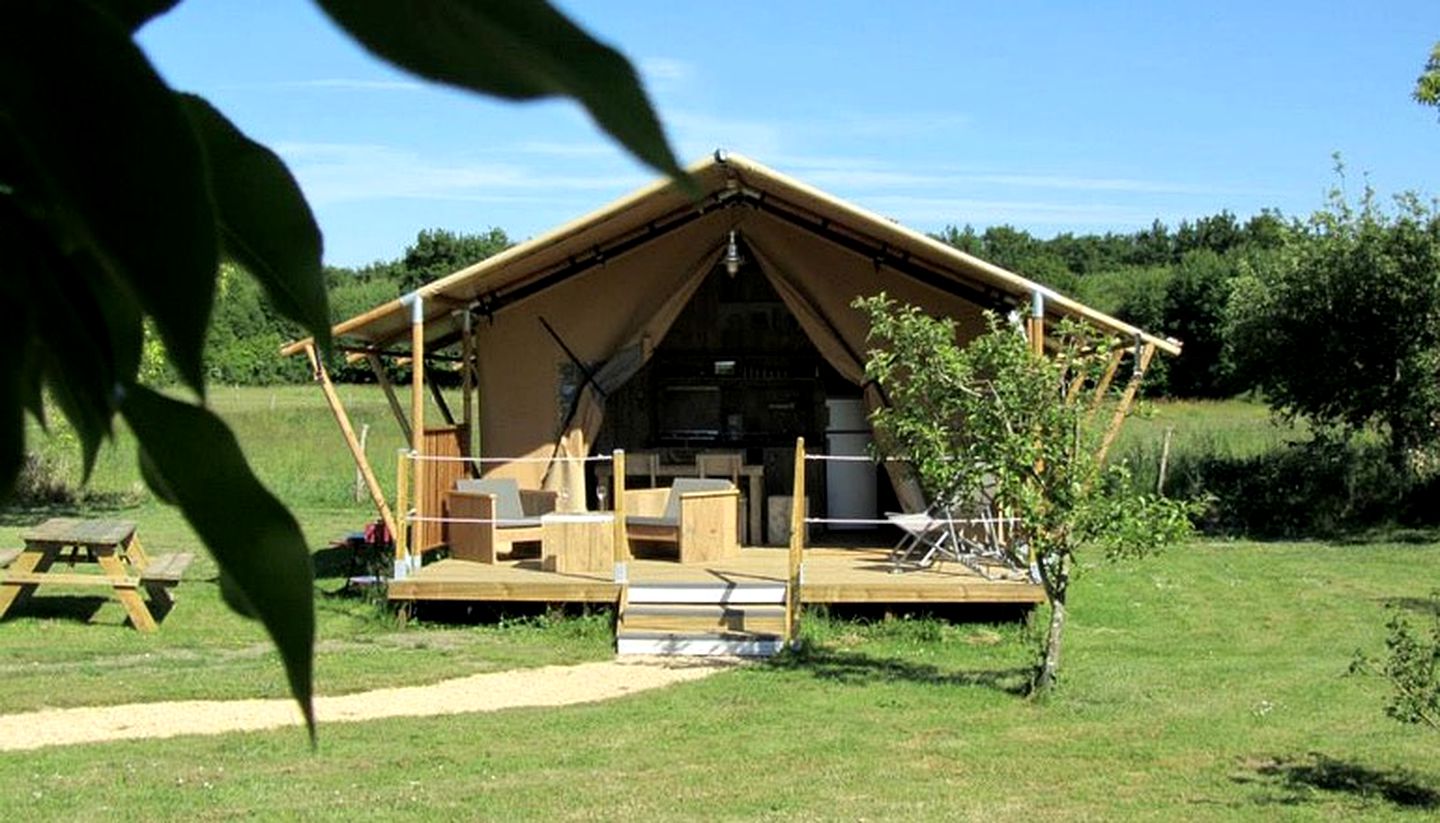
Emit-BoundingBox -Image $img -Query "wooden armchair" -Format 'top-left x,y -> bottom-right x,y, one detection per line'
624,478 -> 740,563
445,478 -> 558,563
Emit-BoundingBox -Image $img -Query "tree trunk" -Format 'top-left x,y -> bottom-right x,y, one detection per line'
1033,554 -> 1071,693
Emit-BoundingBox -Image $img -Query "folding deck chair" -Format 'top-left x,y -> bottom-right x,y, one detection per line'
887,495 -> 1028,580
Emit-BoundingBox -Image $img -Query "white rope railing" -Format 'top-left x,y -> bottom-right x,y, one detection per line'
404,453 -> 611,464
801,515 -> 1021,527
407,515 -> 547,526
802,453 -> 963,464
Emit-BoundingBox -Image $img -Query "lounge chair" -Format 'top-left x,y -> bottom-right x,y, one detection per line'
624,478 -> 740,563
696,451 -> 748,544
446,478 -> 558,563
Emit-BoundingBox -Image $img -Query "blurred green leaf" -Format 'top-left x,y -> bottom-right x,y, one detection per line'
316,0 -> 689,184
96,0 -> 182,32
0,205 -> 120,479
122,386 -> 315,738
0,0 -> 216,394
180,95 -> 332,355
137,448 -> 177,506
218,569 -> 262,620
42,258 -> 144,480
0,289 -> 21,498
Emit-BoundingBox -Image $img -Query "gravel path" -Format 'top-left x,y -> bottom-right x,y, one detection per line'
0,656 -> 738,752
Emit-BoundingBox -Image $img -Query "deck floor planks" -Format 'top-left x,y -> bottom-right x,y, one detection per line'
388,546 -> 1044,605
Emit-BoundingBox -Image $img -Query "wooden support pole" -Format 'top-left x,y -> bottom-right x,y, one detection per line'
786,437 -> 806,643
461,310 -> 474,462
1029,290 -> 1045,357
1157,426 -> 1175,495
304,344 -> 397,538
1096,341 -> 1157,465
367,352 -> 411,443
1085,346 -> 1127,420
425,364 -> 456,426
1065,368 -> 1088,405
409,295 -> 426,566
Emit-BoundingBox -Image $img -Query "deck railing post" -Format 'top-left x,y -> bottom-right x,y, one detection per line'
786,437 -> 806,644
395,448 -> 411,579
612,449 -> 629,567
611,449 -> 629,625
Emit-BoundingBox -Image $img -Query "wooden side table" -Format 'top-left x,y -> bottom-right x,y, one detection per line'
541,514 -> 614,574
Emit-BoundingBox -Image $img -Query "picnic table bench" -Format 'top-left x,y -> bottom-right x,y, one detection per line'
0,518 -> 193,631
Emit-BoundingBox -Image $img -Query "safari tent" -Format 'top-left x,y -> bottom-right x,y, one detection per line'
282,152 -> 1177,616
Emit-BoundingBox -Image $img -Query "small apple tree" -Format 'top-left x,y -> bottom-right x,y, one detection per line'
855,294 -> 1195,691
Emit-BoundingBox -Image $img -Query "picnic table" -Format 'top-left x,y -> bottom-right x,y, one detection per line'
0,518 -> 192,632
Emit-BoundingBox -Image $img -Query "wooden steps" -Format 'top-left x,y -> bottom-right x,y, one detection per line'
617,582 -> 787,657
622,604 -> 786,634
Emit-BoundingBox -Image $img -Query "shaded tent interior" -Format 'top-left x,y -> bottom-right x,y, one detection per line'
282,152 -> 1180,563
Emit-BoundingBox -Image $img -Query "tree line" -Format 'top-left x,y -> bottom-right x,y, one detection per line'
145,227 -> 513,385
935,209 -> 1287,399
942,176 -> 1440,473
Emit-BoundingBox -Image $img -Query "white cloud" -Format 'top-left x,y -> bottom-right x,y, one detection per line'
859,194 -> 1171,228
273,142 -> 649,205
746,150 -> 1271,199
515,140 -> 621,158
639,57 -> 695,90
829,111 -> 973,139
666,112 -> 787,161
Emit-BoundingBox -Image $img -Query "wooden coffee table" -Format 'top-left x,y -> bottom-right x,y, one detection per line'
540,513 -> 614,574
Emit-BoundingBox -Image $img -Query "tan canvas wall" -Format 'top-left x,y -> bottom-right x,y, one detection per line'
741,213 -> 982,513
471,207 -> 1011,510
740,212 -> 991,365
472,210 -> 734,491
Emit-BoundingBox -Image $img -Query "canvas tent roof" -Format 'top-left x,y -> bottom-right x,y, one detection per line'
282,152 -> 1180,359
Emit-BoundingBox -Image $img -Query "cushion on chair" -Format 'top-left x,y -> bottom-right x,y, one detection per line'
455,478 -> 541,527
628,478 -> 734,528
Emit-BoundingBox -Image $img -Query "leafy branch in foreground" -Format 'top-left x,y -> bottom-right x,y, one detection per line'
856,295 -> 1198,691
1,0 -> 684,737
1416,41 -> 1440,111
1351,594 -> 1440,731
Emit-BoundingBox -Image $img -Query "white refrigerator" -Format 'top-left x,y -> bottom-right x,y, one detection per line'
824,397 -> 877,530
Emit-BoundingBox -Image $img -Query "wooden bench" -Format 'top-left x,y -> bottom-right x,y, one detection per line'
140,552 -> 194,584
136,552 -> 194,619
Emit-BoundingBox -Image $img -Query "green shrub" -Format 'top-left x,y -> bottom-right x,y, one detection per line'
1120,436 -> 1440,538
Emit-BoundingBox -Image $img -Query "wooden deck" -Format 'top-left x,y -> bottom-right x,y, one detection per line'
387,546 -> 1045,606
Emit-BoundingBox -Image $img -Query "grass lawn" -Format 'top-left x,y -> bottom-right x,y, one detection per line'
1,389 -> 1438,818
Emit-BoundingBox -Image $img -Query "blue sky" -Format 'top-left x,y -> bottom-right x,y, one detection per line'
139,1 -> 1440,268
